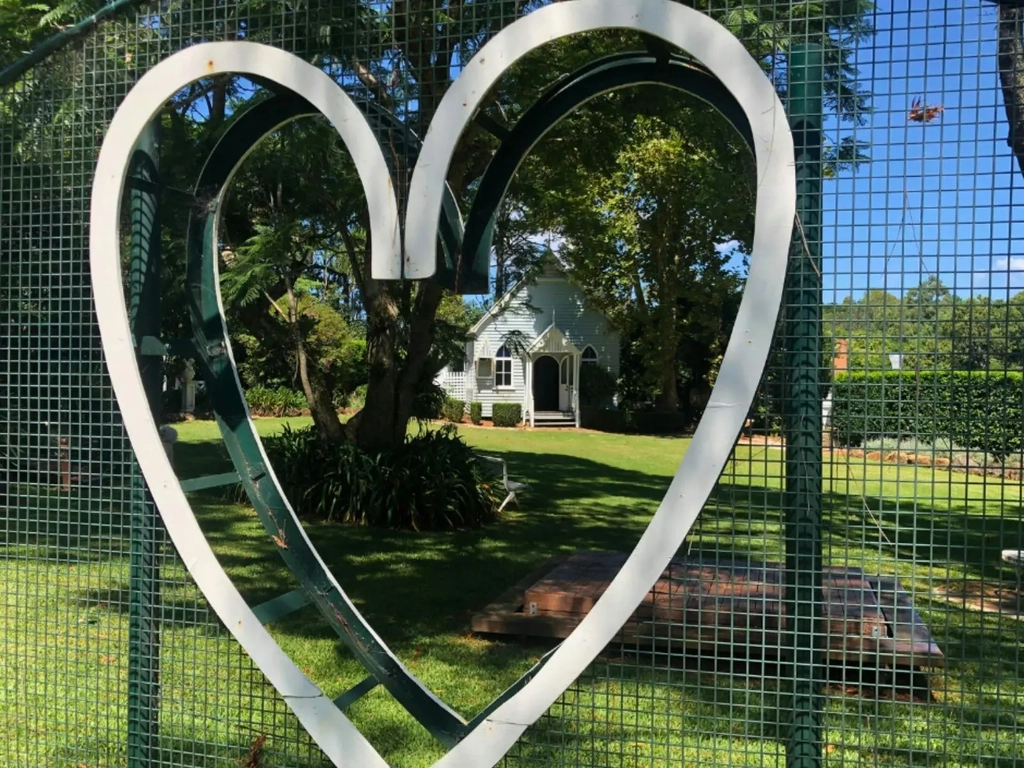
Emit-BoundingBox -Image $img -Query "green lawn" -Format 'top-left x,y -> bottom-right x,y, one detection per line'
3,417 -> 1024,766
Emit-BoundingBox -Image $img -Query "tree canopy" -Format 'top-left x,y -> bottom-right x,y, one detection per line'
826,277 -> 1024,374
1,0 -> 880,437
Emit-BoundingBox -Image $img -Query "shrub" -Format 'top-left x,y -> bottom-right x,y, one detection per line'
246,386 -> 308,417
630,409 -> 691,435
470,401 -> 483,425
262,424 -> 501,530
346,384 -> 367,410
579,406 -> 690,435
579,365 -> 618,407
861,436 -> 934,454
161,388 -> 183,420
413,380 -> 447,421
441,397 -> 466,423
580,406 -> 628,432
334,338 -> 369,398
832,370 -> 1024,459
492,402 -> 522,427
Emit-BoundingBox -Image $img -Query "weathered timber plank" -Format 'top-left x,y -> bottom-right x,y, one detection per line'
475,552 -> 943,670
470,553 -> 569,634
871,575 -> 945,668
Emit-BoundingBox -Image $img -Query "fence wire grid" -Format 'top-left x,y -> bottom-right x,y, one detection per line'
3,0 -> 1024,767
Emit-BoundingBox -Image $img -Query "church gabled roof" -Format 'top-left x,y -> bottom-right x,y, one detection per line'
468,253 -> 570,336
526,323 -> 580,355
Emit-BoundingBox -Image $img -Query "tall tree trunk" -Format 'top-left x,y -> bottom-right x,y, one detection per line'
283,275 -> 346,444
353,282 -> 444,448
394,281 -> 446,439
999,6 -> 1024,177
211,77 -> 228,129
655,302 -> 681,412
651,238 -> 680,412
351,283 -> 400,450
346,4 -> 500,452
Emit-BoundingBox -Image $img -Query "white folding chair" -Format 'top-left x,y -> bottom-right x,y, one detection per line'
478,455 -> 530,513
1003,549 -> 1024,594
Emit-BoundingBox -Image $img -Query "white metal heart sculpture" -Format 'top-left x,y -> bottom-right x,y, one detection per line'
89,0 -> 796,765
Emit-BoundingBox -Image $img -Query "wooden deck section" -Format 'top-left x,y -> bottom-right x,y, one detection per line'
471,551 -> 943,670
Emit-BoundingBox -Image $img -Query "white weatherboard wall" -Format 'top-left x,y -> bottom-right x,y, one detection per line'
467,271 -> 620,419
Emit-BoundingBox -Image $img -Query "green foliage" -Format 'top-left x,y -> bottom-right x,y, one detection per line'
497,7 -> 875,412
579,406 -> 629,433
346,384 -> 367,410
309,318 -> 367,396
246,386 -> 308,417
832,371 -> 1024,459
492,403 -> 522,428
524,111 -> 750,413
0,0 -> 50,68
441,397 -> 466,423
470,401 -> 483,425
580,406 -> 691,435
430,294 -> 480,377
213,116 -> 369,441
413,380 -> 447,422
231,301 -> 366,410
824,278 -> 1024,374
579,364 -> 617,407
748,341 -> 786,434
262,424 -> 500,530
0,0 -> 115,71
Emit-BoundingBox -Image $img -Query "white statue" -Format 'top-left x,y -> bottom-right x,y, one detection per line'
182,358 -> 197,413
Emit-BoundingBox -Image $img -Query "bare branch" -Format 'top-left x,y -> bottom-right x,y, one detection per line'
351,56 -> 393,105
263,290 -> 289,321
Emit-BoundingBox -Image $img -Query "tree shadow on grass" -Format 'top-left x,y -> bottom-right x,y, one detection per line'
76,585 -> 222,630
495,662 -> 788,764
70,440 -> 1024,758
173,435 -> 234,480
97,443 -> 1024,651
150,731 -> 332,768
0,486 -> 132,562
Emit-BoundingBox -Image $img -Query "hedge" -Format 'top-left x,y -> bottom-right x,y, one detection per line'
441,397 -> 465,423
492,403 -> 522,427
580,406 -> 629,433
580,406 -> 691,435
630,410 -> 691,435
246,386 -> 308,417
579,365 -> 618,408
831,370 -> 1024,458
470,402 -> 482,425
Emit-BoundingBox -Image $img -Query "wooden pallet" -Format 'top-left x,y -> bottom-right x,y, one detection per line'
471,550 -> 943,670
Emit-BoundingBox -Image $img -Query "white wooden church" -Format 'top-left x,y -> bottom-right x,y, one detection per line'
435,258 -> 620,427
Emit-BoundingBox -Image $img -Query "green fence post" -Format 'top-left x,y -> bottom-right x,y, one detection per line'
127,120 -> 162,765
783,42 -> 826,768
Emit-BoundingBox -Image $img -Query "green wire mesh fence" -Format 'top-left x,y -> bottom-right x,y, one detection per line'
3,0 -> 1024,766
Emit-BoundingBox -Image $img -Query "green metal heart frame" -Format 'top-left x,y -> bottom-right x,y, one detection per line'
179,51 -> 760,747
91,2 -> 803,763
183,89 -> 470,745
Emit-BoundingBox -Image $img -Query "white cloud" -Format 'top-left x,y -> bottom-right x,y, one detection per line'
715,239 -> 741,253
995,256 -> 1024,271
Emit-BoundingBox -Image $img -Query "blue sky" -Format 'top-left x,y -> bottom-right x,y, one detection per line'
211,1 -> 1023,307
821,0 -> 1024,303
523,1 -> 1023,306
